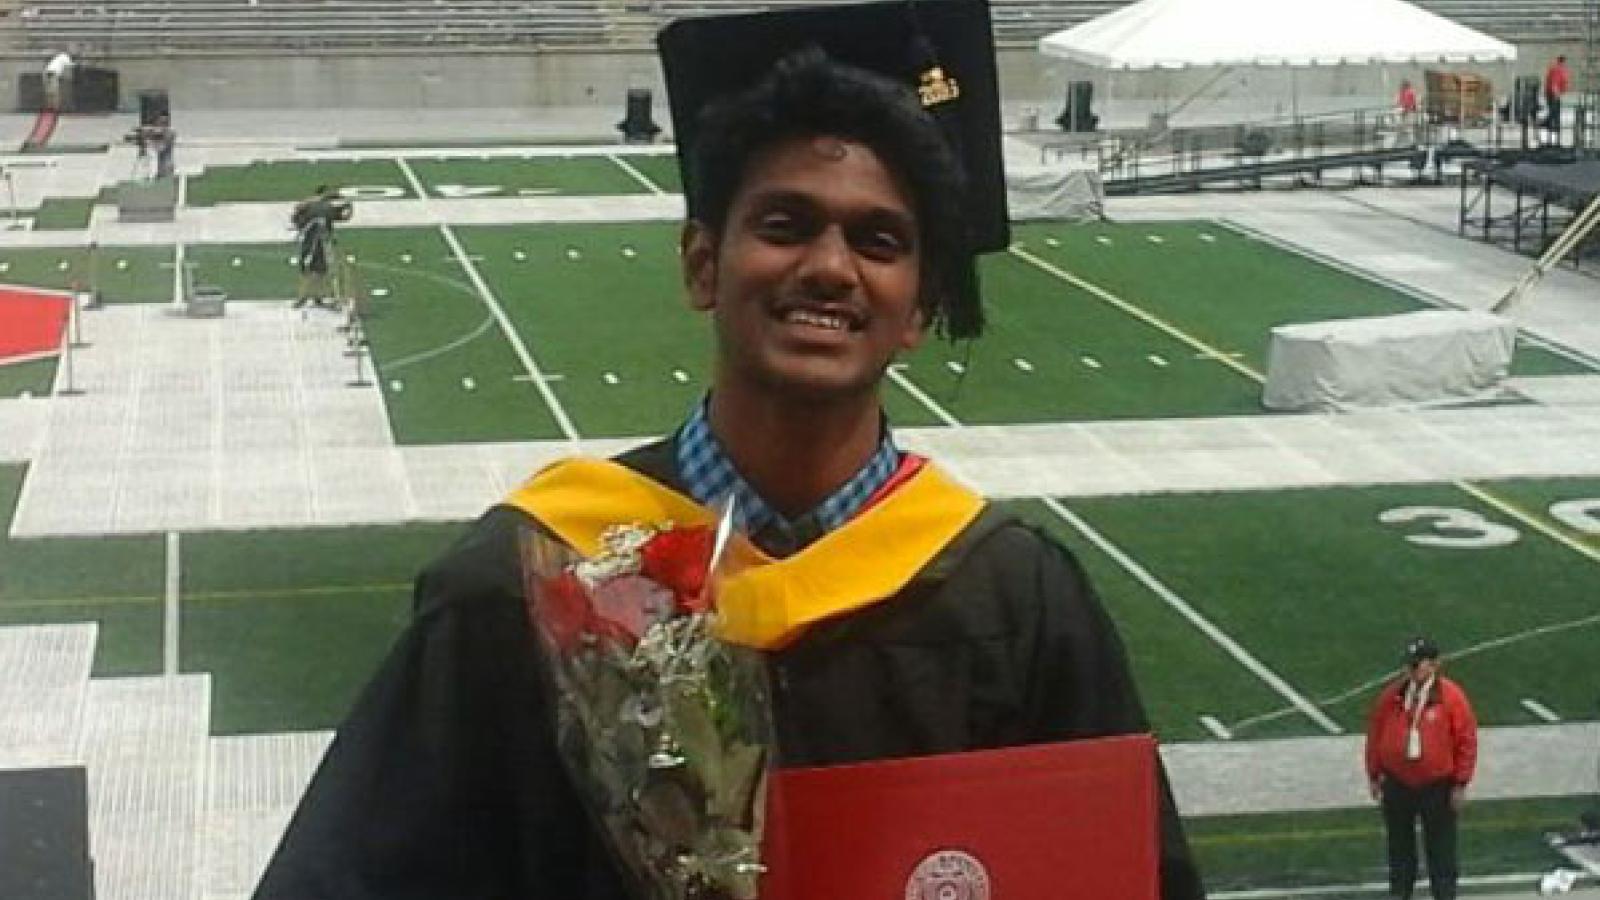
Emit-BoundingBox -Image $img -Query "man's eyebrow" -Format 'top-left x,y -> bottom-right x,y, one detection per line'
741,188 -> 816,210
742,189 -> 915,226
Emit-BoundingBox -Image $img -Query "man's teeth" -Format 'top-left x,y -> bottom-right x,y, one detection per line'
785,309 -> 848,330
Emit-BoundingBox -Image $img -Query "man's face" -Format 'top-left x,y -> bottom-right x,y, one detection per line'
683,135 -> 925,402
1408,658 -> 1439,684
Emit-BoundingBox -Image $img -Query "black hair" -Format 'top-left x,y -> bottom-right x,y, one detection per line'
688,47 -> 982,339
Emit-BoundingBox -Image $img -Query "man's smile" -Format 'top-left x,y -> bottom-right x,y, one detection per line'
772,301 -> 866,334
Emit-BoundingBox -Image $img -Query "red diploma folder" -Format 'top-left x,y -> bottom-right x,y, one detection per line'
760,734 -> 1158,900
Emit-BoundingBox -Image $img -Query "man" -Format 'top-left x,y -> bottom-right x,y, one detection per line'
253,2 -> 1203,898
150,114 -> 177,179
1545,55 -> 1571,142
1365,637 -> 1479,900
43,50 -> 73,111
1395,79 -> 1419,145
291,185 -> 345,310
1396,79 -> 1418,117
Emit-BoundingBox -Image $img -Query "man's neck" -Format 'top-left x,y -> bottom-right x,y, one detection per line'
707,383 -> 885,520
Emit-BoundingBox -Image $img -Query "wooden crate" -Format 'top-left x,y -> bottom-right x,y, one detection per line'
1424,69 -> 1494,125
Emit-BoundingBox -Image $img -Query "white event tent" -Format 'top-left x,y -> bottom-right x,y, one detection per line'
1038,0 -> 1517,71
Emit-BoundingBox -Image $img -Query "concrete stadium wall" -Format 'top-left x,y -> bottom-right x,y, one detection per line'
0,41 -> 1585,114
0,49 -> 665,111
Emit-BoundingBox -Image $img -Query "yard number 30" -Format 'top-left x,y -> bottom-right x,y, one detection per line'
1379,499 -> 1600,549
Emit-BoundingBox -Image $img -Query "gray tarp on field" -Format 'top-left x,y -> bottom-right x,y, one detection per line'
1006,167 -> 1104,222
1263,309 -> 1516,412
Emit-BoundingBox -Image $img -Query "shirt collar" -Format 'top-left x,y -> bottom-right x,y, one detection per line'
675,398 -> 901,557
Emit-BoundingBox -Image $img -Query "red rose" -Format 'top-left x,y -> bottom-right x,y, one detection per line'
639,526 -> 715,614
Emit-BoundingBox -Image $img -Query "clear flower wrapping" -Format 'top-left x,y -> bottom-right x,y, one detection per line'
521,513 -> 773,900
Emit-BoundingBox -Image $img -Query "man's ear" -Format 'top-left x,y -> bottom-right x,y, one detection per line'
898,301 -> 928,352
681,220 -> 718,312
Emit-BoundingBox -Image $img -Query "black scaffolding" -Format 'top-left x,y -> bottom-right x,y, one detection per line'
1459,159 -> 1600,269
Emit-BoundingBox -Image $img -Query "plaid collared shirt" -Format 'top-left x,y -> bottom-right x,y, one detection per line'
675,399 -> 901,557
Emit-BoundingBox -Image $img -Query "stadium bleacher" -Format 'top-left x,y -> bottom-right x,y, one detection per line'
12,1 -> 611,53
1416,0 -> 1596,41
10,0 -> 1593,56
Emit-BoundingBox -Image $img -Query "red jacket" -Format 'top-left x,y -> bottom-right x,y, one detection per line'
1364,675 -> 1478,788
1547,62 -> 1571,96
1397,84 -> 1418,114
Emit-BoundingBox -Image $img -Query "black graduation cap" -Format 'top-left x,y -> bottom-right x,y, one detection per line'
657,0 -> 1009,257
1404,636 -> 1440,665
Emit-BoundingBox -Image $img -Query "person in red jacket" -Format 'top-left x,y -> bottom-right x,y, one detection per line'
1545,55 -> 1571,141
1396,79 -> 1418,117
1365,636 -> 1479,900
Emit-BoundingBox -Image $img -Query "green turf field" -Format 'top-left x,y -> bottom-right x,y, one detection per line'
405,154 -> 656,197
186,159 -> 416,206
0,466 -> 166,675
1191,794 -> 1591,892
0,245 -> 176,302
361,220 -> 1597,441
1062,477 -> 1587,730
454,222 -> 718,435
5,459 -> 1595,742
183,153 -> 676,206
0,356 -> 55,398
1011,221 -> 1592,379
180,523 -> 464,733
0,465 -> 466,732
1035,478 -> 1600,739
620,153 -> 683,193
3,217 -> 1595,432
30,197 -> 95,230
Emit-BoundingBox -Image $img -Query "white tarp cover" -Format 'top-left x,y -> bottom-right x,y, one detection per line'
1262,310 -> 1516,412
1039,0 -> 1517,70
1007,167 -> 1104,222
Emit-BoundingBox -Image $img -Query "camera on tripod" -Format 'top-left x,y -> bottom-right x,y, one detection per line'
121,123 -> 166,149
292,188 -> 354,231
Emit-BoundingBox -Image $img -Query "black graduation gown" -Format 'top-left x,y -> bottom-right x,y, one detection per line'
253,438 -> 1206,899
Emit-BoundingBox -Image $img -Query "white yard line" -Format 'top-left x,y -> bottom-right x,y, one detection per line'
171,241 -> 186,309
381,315 -> 497,373
1199,715 -> 1233,740
1520,698 -> 1562,722
1457,480 -> 1600,566
607,153 -> 666,196
164,531 -> 180,676
438,223 -> 580,444
886,367 -> 960,427
1008,245 -> 1266,384
394,156 -> 430,204
1041,497 -> 1344,735
0,348 -> 59,366
1233,607 -> 1600,734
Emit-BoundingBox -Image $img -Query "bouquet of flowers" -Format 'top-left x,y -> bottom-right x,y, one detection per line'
521,508 -> 772,900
